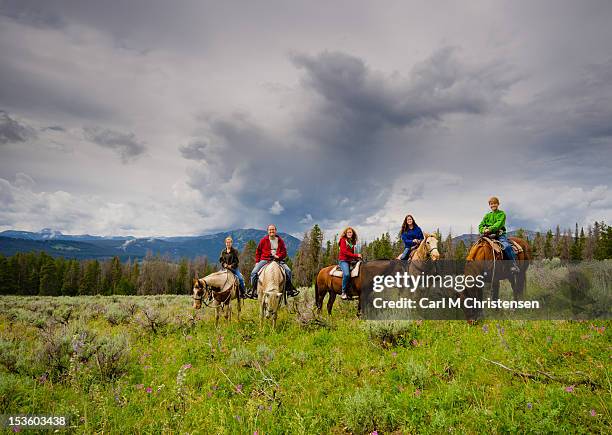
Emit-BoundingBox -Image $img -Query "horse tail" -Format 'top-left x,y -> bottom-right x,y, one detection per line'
314,272 -> 324,311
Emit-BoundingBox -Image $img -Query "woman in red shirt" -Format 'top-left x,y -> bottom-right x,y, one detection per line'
338,227 -> 362,300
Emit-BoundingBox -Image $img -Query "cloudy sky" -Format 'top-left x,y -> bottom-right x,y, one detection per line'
1,0 -> 611,240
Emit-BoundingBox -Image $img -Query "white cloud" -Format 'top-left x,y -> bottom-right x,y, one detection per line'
269,200 -> 284,215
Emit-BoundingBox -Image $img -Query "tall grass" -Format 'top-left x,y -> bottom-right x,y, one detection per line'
0,284 -> 609,433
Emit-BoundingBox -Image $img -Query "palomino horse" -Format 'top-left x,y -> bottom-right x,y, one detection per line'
257,261 -> 286,328
315,234 -> 440,315
192,270 -> 241,327
462,236 -> 531,321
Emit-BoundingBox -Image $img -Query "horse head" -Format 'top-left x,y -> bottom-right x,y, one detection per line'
192,276 -> 212,309
259,261 -> 285,321
423,233 -> 440,261
262,289 -> 283,318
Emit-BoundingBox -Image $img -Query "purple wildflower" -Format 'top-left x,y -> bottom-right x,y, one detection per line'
182,363 -> 192,369
267,405 -> 272,411
564,385 -> 574,393
12,427 -> 21,433
371,431 -> 378,435
146,386 -> 153,393
590,409 -> 596,416
235,384 -> 243,393
186,335 -> 193,340
414,389 -> 422,397
234,415 -> 241,422
482,325 -> 489,333
392,352 -> 397,357
527,403 -> 532,409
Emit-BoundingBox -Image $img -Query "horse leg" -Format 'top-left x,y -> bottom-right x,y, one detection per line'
491,280 -> 500,300
512,272 -> 525,300
327,291 -> 337,316
315,281 -> 324,313
259,299 -> 265,328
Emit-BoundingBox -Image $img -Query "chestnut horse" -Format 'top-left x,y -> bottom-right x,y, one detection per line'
462,236 -> 531,320
315,234 -> 440,315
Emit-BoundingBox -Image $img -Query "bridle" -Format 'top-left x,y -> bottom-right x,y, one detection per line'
193,273 -> 234,307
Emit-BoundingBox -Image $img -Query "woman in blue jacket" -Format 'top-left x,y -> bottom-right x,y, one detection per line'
396,214 -> 424,260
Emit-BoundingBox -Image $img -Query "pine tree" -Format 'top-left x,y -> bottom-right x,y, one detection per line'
61,260 -> 80,296
544,230 -> 554,258
39,253 -> 59,296
239,240 -> 257,288
309,224 -> 324,275
80,260 -> 101,295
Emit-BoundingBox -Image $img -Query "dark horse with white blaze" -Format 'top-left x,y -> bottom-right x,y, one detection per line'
315,234 -> 440,315
462,236 -> 531,321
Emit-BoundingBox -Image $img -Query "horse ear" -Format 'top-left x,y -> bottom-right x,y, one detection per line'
423,232 -> 430,238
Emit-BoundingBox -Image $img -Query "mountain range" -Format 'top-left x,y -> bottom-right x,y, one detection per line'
0,228 -> 537,262
0,228 -> 301,262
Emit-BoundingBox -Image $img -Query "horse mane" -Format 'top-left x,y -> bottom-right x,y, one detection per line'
414,239 -> 427,259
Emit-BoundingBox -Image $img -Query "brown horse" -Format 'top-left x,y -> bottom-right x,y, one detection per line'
462,236 -> 531,320
315,234 -> 440,315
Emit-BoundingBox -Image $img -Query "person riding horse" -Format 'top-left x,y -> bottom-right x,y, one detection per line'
250,224 -> 299,298
396,214 -> 424,260
478,196 -> 519,273
338,226 -> 362,300
219,236 -> 247,299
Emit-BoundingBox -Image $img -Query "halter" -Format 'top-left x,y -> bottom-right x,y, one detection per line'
193,272 -> 234,308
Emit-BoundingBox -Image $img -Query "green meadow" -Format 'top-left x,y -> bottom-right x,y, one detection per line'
0,290 -> 610,434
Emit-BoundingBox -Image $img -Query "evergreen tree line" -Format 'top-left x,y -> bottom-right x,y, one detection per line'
0,252 -> 216,296
1,222 -> 610,294
290,222 -> 612,287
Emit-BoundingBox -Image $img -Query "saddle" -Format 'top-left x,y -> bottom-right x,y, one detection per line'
257,261 -> 287,280
480,236 -> 523,258
329,261 -> 362,278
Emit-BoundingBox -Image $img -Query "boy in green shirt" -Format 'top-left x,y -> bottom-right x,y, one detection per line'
478,196 -> 519,273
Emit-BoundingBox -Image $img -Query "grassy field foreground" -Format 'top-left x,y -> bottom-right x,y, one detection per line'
0,292 -> 610,434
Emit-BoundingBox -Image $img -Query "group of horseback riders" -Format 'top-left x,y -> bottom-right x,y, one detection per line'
217,196 -> 519,301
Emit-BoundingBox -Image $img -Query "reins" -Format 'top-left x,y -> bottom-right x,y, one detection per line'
194,271 -> 235,308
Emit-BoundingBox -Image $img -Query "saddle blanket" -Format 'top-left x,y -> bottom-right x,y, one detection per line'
329,261 -> 362,278
481,237 -> 524,256
257,261 -> 287,278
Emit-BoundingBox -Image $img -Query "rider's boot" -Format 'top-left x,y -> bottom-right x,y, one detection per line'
285,279 -> 299,297
510,261 -> 520,274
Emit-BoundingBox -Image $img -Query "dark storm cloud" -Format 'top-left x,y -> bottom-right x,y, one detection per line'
291,48 -> 520,150
0,110 -> 37,144
83,127 -> 146,163
179,141 -> 209,161
0,0 -> 65,28
0,57 -> 114,121
520,58 -> 612,150
181,48 -> 527,232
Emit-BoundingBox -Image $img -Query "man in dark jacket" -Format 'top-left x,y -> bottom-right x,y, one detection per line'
249,224 -> 299,297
